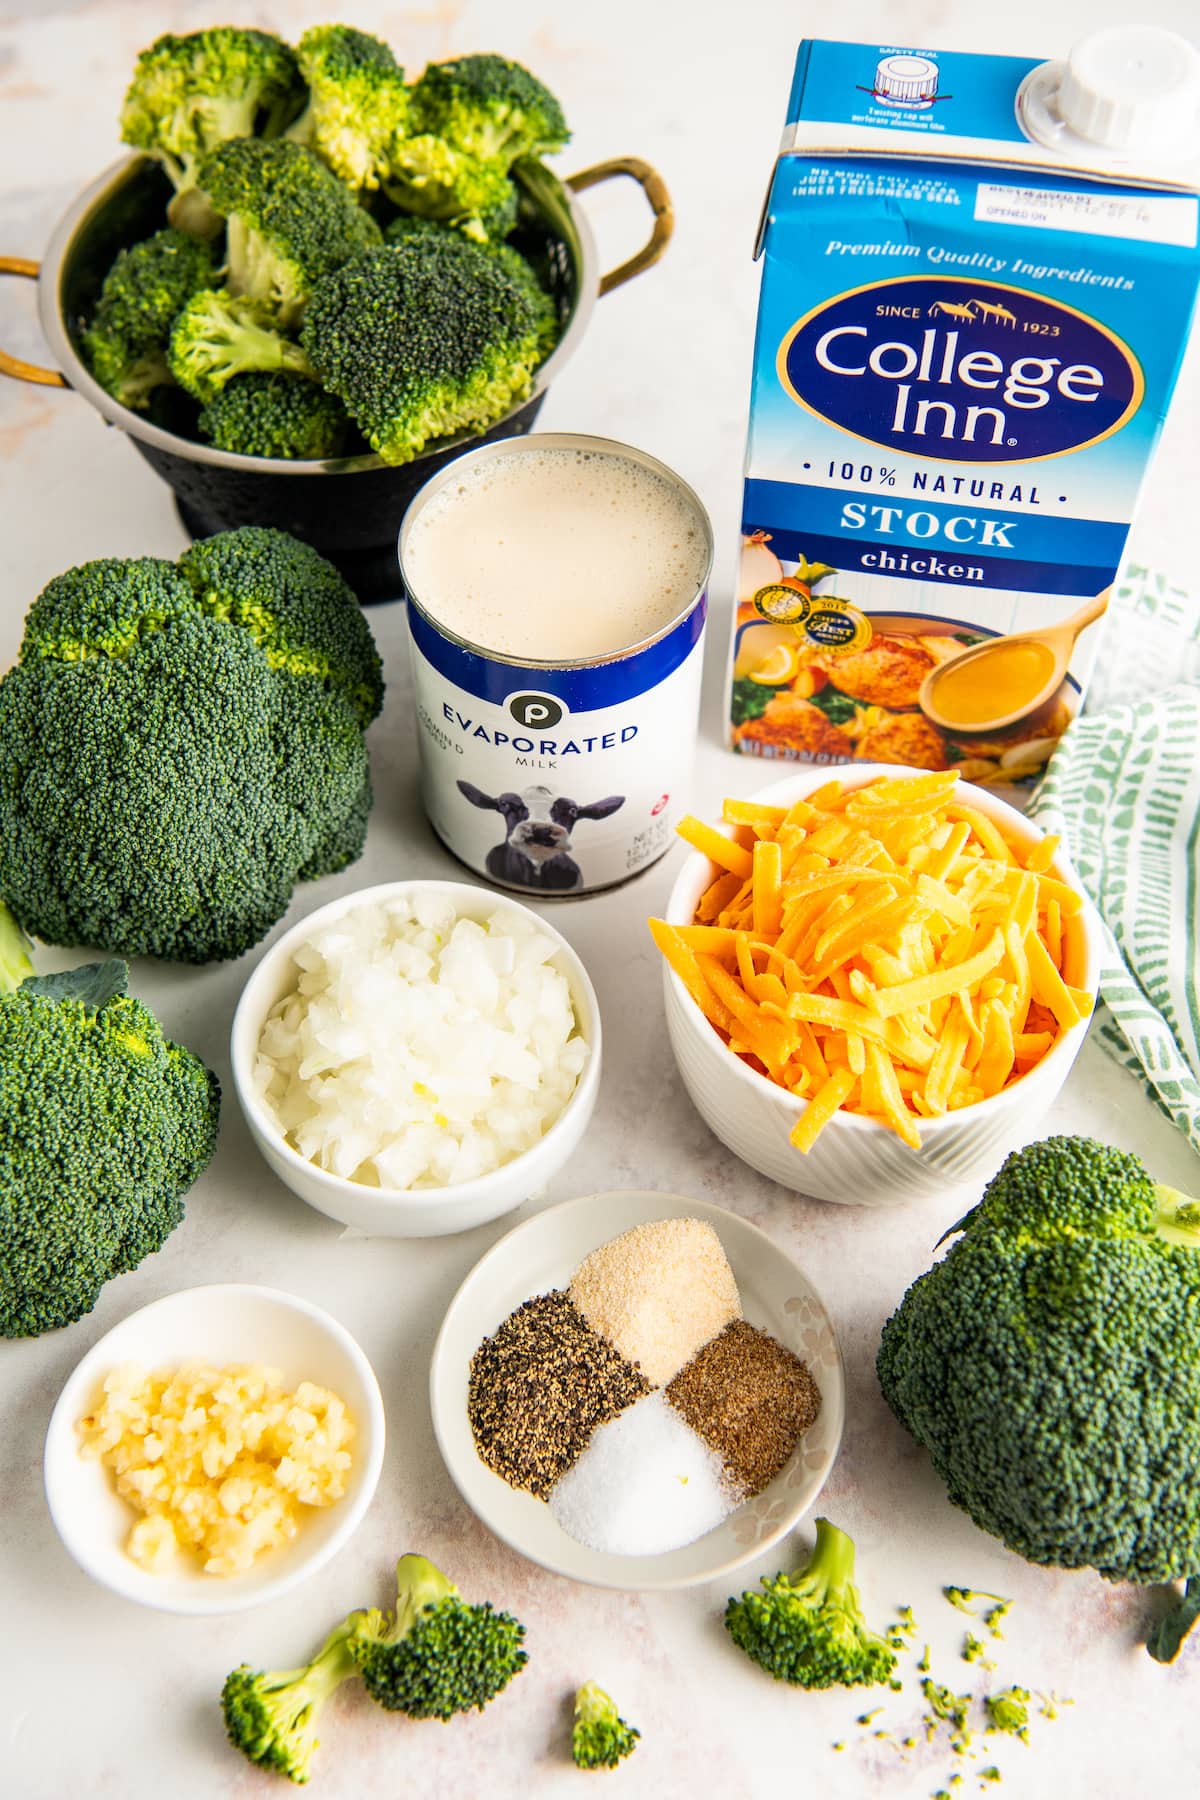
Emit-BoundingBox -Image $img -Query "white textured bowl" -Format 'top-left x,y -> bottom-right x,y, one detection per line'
44,1284 -> 385,1615
663,765 -> 1101,1206
232,880 -> 600,1237
430,1191 -> 844,1591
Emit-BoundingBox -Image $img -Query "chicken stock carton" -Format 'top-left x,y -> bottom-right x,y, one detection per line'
731,34 -> 1200,784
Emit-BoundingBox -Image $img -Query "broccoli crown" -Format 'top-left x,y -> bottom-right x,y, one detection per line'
0,954 -> 219,1338
877,1135 -> 1200,1585
349,1554 -> 528,1719
82,228 -> 216,410
0,534 -> 379,964
198,138 -> 382,325
411,53 -> 569,165
384,216 -> 556,346
724,1518 -> 899,1690
302,240 -> 543,464
199,370 -> 348,461
120,28 -> 303,192
179,526 -> 383,726
288,25 -> 410,192
168,289 -> 313,403
572,1682 -> 640,1770
383,134 -> 515,244
222,1617 -> 361,1785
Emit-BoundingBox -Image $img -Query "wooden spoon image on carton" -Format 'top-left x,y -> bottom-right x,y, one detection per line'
919,592 -> 1110,735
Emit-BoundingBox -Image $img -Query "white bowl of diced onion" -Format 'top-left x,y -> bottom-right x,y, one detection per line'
231,881 -> 601,1237
661,765 -> 1101,1209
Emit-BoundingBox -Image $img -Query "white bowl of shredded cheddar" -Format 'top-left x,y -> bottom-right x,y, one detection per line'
655,765 -> 1101,1207
43,1284 -> 385,1615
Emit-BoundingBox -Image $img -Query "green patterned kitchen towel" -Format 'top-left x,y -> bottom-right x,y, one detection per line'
1029,564 -> 1200,1152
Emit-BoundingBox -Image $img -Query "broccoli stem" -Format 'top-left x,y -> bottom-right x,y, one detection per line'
1147,1574 -> 1200,1663
393,1552 -> 458,1636
806,1517 -> 858,1592
0,901 -> 33,995
1154,1187 -> 1200,1246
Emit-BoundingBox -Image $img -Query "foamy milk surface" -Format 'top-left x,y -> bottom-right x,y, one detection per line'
404,447 -> 708,661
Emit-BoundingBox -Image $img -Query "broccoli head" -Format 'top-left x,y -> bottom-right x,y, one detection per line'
197,138 -> 383,326
384,216 -> 558,350
222,1615 -> 364,1785
349,1554 -> 528,1719
724,1518 -> 898,1689
383,135 -> 515,245
286,25 -> 410,192
120,28 -> 303,229
877,1135 -> 1200,1588
198,371 -> 348,461
168,290 -> 314,403
302,240 -> 544,464
82,228 -> 216,410
410,53 -> 569,166
0,532 -> 381,964
0,944 -> 220,1338
572,1682 -> 640,1770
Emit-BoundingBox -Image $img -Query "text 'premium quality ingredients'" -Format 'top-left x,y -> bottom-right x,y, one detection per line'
78,1362 -> 354,1574
254,891 -> 588,1188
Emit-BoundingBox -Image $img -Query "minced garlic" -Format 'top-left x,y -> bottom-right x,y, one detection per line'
77,1361 -> 354,1576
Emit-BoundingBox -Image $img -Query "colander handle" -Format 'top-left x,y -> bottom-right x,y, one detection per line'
0,258 -> 67,387
566,158 -> 674,295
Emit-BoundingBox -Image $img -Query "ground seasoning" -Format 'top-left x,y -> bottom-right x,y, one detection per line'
666,1318 -> 820,1497
569,1218 -> 741,1386
468,1290 -> 649,1500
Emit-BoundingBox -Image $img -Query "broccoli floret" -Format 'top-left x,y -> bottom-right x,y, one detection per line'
984,1686 -> 1031,1741
222,1615 -> 363,1785
197,139 -> 382,327
348,1554 -> 528,1719
383,135 -> 515,245
302,240 -> 544,464
572,1681 -> 639,1770
0,941 -> 220,1337
199,371 -> 348,460
286,25 -> 410,192
724,1518 -> 898,1689
178,525 -> 383,728
410,53 -> 569,166
81,228 -> 216,409
0,533 -> 380,964
168,290 -> 314,403
877,1136 -> 1200,1597
120,28 -> 303,230
384,216 -> 558,351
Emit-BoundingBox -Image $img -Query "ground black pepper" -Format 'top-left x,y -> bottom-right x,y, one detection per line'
468,1290 -> 650,1500
665,1318 -> 820,1497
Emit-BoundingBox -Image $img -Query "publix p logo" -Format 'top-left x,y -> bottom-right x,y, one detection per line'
508,692 -> 565,729
777,275 -> 1143,464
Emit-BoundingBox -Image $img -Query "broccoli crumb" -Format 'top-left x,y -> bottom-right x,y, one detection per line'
857,1707 -> 885,1726
984,1687 -> 1030,1742
921,1678 -> 974,1756
979,1770 -> 1002,1785
962,1634 -> 996,1669
918,1644 -> 932,1672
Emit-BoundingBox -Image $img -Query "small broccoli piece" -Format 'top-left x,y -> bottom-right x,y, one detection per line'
348,1554 -> 528,1719
724,1518 -> 898,1690
1149,1575 -> 1200,1663
199,371 -> 348,460
82,228 -> 216,409
962,1634 -> 995,1669
0,934 -> 220,1337
197,139 -> 383,327
0,535 -> 380,964
572,1682 -> 639,1771
286,25 -> 410,191
302,239 -> 544,464
222,1615 -> 364,1785
120,28 -> 303,230
168,290 -> 314,403
383,135 -> 515,245
178,525 -> 383,728
410,53 -> 569,166
920,1678 -> 973,1756
984,1686 -> 1030,1741
878,1136 -> 1200,1593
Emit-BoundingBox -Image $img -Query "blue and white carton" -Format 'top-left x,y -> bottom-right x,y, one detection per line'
730,32 -> 1200,781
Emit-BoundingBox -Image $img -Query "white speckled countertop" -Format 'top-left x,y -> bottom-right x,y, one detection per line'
2,2 -> 1200,1795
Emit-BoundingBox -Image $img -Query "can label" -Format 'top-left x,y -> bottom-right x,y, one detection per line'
408,597 -> 707,894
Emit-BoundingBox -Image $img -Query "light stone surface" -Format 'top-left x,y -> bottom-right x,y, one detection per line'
2,2 -> 1200,1795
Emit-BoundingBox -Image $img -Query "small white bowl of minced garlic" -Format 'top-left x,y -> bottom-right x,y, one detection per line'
43,1283 -> 384,1615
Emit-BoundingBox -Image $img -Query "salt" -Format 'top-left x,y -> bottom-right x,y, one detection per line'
548,1392 -> 741,1556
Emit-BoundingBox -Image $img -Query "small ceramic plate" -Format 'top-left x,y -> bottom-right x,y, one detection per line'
44,1284 -> 385,1615
430,1192 -> 844,1591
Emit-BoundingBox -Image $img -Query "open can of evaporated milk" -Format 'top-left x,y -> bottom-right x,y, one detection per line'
398,432 -> 714,896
